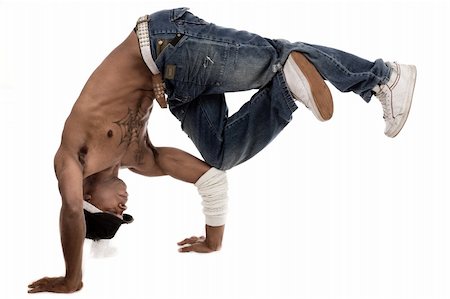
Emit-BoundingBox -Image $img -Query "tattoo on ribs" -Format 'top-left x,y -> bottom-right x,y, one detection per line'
134,148 -> 145,165
113,108 -> 146,146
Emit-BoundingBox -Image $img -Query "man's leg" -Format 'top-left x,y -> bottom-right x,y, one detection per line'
281,41 -> 416,136
280,42 -> 391,102
155,8 -> 414,139
172,72 -> 297,170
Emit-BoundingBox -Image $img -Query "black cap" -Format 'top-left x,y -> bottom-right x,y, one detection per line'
84,210 -> 134,240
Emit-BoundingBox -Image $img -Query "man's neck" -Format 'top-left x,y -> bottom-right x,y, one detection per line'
83,165 -> 120,193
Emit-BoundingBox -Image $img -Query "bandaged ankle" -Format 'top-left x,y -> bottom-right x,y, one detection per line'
195,167 -> 228,227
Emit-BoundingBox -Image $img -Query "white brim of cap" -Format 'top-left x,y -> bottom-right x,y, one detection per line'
83,200 -> 103,213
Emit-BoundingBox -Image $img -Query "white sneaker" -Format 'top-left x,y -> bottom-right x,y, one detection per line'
373,62 -> 417,137
283,52 -> 333,121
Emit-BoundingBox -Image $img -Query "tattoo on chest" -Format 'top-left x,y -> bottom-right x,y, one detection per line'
113,108 -> 149,165
113,107 -> 146,146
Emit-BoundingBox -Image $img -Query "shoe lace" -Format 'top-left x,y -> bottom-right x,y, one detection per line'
375,85 -> 391,119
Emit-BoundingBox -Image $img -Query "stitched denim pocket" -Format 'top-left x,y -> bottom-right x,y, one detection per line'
169,38 -> 228,88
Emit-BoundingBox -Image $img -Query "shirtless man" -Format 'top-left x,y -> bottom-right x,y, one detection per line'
27,30 -> 226,293
28,7 -> 416,294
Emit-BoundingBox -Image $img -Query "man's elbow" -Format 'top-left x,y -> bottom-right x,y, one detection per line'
60,199 -> 83,217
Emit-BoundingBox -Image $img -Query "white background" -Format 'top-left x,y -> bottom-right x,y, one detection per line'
1,0 -> 449,298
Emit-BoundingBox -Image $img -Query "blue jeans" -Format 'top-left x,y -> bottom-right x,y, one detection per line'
147,8 -> 391,170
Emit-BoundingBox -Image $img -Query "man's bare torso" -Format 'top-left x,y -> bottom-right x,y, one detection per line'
58,31 -> 158,178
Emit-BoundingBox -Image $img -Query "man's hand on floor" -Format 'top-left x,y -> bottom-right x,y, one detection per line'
177,236 -> 221,253
28,276 -> 83,294
177,225 -> 224,253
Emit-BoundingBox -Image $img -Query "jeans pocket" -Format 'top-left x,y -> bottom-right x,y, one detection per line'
169,38 -> 228,87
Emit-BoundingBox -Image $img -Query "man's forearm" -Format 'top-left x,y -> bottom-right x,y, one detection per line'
60,204 -> 85,285
205,225 -> 225,251
54,149 -> 85,287
154,147 -> 210,183
155,147 -> 228,252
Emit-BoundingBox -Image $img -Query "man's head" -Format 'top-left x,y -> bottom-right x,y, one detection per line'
85,177 -> 129,217
83,177 -> 134,240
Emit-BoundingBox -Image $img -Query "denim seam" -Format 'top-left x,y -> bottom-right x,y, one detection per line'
171,78 -> 217,88
173,29 -> 274,47
304,44 -> 388,87
224,111 -> 249,131
276,71 -> 298,113
199,101 -> 223,140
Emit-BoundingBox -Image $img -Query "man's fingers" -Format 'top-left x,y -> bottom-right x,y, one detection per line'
177,236 -> 205,246
28,277 -> 48,287
28,277 -> 81,294
28,283 -> 60,294
28,288 -> 40,293
177,239 -> 190,246
178,243 -> 211,253
177,236 -> 196,245
28,277 -> 50,288
28,278 -> 51,293
178,244 -> 199,253
28,285 -> 45,293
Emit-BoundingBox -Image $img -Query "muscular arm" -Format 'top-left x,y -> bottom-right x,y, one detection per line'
55,148 -> 85,288
134,146 -> 225,252
28,147 -> 85,293
153,147 -> 210,183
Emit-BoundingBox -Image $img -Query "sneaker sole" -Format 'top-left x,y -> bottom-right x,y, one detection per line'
290,51 -> 334,121
387,65 -> 417,137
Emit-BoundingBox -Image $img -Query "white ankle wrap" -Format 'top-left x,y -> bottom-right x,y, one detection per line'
195,167 -> 228,227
